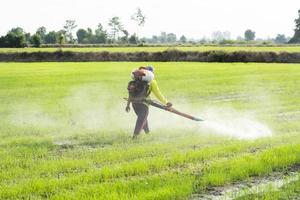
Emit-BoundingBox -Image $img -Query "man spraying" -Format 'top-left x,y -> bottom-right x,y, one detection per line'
126,66 -> 172,138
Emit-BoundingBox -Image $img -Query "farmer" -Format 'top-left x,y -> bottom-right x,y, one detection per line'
126,66 -> 172,138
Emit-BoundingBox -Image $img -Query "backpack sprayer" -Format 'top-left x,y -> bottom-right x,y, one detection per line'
127,68 -> 203,122
124,98 -> 203,122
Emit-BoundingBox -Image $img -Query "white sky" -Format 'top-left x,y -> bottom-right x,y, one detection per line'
0,0 -> 298,39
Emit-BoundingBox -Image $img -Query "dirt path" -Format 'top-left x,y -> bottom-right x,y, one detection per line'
191,165 -> 300,200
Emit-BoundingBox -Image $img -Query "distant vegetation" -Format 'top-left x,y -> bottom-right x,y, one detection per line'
3,46 -> 300,53
0,9 -> 299,48
1,49 -> 300,63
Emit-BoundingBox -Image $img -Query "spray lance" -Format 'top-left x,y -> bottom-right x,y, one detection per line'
124,98 -> 203,122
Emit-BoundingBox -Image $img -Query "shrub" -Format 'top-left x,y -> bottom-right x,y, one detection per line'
1,50 -> 300,63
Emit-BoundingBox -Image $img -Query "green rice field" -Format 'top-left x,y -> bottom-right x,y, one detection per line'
1,62 -> 300,199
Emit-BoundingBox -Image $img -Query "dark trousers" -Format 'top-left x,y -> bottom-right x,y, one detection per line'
132,103 -> 149,135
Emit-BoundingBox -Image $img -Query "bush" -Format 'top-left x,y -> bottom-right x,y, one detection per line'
31,34 -> 42,47
0,50 -> 300,63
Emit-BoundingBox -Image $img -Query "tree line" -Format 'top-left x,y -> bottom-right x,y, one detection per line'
0,9 -> 300,48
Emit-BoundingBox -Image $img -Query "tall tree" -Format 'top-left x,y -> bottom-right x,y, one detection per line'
95,23 -> 108,43
151,35 -> 158,43
274,34 -> 287,44
129,34 -> 138,44
119,29 -> 129,44
158,32 -> 167,43
244,29 -> 255,41
86,28 -> 94,43
131,7 -> 146,37
0,36 -> 5,47
76,29 -> 88,43
63,20 -> 77,43
167,33 -> 177,43
4,27 -> 27,47
57,31 -> 65,47
179,35 -> 187,43
108,17 -> 123,42
24,33 -> 31,45
31,34 -> 42,47
36,26 -> 47,42
289,10 -> 300,43
44,31 -> 58,44
9,27 -> 25,35
95,23 -> 104,35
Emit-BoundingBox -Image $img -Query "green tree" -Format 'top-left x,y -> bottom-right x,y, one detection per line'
108,17 -> 123,42
244,29 -> 255,41
5,27 -> 27,47
31,34 -> 42,47
24,33 -> 31,45
5,33 -> 26,47
76,29 -> 88,43
179,35 -> 187,43
86,28 -> 94,43
274,34 -> 287,44
151,35 -> 158,43
44,31 -> 58,44
0,36 -> 5,47
167,33 -> 177,43
289,10 -> 300,43
159,32 -> 167,43
95,23 -> 104,34
95,23 -> 107,43
36,26 -> 47,42
119,29 -> 129,44
58,32 -> 65,46
63,20 -> 77,43
95,34 -> 107,43
129,34 -> 138,44
9,27 -> 24,35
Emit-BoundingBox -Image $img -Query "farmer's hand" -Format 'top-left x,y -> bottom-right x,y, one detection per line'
166,102 -> 173,108
125,106 -> 130,112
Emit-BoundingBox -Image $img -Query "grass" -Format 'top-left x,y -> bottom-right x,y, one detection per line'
1,62 -> 300,199
1,46 -> 300,53
197,144 -> 300,189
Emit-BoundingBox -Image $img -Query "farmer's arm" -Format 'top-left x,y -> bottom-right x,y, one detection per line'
125,96 -> 132,112
150,80 -> 168,105
126,96 -> 131,107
